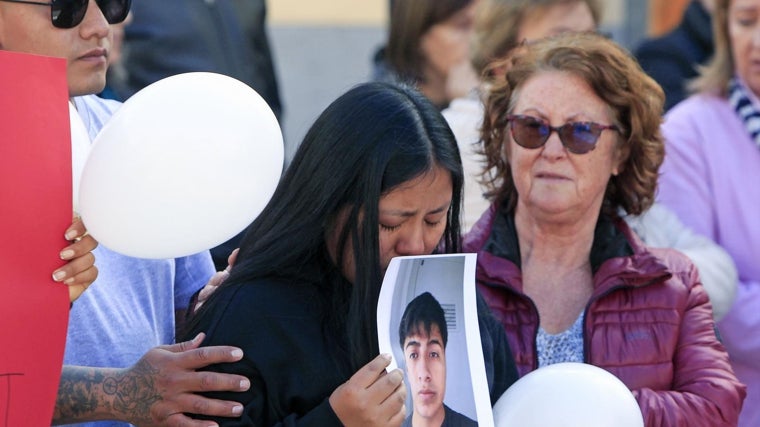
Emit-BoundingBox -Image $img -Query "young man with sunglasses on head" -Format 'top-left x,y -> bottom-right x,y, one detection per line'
0,1 -> 249,425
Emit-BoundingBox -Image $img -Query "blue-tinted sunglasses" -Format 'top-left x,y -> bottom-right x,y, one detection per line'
506,114 -> 620,154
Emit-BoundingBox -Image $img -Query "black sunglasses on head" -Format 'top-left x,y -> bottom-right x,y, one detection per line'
0,0 -> 130,29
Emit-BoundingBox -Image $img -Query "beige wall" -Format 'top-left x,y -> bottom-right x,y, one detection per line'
269,0 -> 634,28
269,0 -> 387,26
601,0 -> 625,28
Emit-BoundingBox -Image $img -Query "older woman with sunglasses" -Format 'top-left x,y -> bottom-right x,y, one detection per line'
444,0 -> 738,327
464,32 -> 746,425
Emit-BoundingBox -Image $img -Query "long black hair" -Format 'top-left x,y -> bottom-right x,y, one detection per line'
198,82 -> 463,374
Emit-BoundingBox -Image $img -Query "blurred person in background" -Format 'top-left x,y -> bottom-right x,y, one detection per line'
373,0 -> 481,110
635,0 -> 716,111
657,0 -> 760,425
116,0 -> 284,270
117,0 -> 281,119
98,11 -> 131,101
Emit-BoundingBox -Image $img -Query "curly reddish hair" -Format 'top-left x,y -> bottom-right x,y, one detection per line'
480,32 -> 665,216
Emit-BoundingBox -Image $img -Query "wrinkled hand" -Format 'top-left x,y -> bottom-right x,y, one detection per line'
194,248 -> 239,313
124,332 -> 250,427
53,217 -> 98,302
329,354 -> 406,427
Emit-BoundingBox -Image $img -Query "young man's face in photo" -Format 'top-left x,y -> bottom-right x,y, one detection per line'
403,323 -> 447,423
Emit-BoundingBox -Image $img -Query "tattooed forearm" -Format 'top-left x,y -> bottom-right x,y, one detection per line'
52,362 -> 163,425
53,366 -> 110,424
53,366 -> 116,424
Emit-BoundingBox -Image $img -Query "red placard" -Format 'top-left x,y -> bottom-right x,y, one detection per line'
0,50 -> 72,426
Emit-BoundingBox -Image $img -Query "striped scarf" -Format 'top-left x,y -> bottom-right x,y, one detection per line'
728,77 -> 760,150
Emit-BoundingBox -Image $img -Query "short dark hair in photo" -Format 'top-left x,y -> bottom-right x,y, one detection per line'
398,291 -> 448,349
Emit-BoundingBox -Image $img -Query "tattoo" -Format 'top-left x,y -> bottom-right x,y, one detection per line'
53,367 -> 110,424
104,359 -> 162,421
52,360 -> 163,425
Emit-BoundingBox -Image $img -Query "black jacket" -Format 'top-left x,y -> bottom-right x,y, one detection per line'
185,256 -> 517,426
402,404 -> 478,427
119,0 -> 282,120
634,1 -> 713,111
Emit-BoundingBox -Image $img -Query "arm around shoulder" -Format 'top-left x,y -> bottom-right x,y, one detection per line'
54,334 -> 250,426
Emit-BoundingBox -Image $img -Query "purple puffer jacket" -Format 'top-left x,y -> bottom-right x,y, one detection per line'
464,204 -> 746,427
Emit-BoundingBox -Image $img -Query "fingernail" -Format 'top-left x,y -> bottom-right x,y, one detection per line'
63,277 -> 76,285
381,353 -> 392,361
60,249 -> 75,260
65,230 -> 78,240
53,271 -> 66,282
240,378 -> 250,390
232,405 -> 243,416
231,349 -> 243,358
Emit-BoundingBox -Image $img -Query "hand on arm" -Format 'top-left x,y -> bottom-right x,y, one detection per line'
194,248 -> 239,313
52,217 -> 98,302
53,333 -> 250,427
329,354 -> 407,427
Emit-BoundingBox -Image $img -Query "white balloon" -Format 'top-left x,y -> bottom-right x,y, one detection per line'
493,363 -> 644,427
79,72 -> 284,259
69,101 -> 91,214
